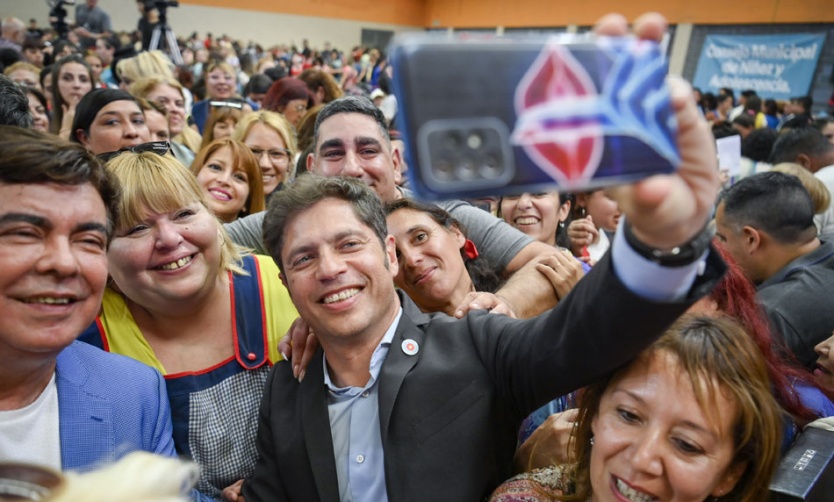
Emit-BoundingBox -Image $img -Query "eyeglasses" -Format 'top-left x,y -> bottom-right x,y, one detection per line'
97,141 -> 171,163
292,103 -> 307,113
249,147 -> 291,165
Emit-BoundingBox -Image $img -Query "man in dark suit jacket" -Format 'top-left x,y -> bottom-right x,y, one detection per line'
716,171 -> 834,368
242,14 -> 723,502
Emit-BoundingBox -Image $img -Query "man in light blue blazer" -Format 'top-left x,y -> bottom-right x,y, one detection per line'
56,341 -> 176,470
0,126 -> 176,471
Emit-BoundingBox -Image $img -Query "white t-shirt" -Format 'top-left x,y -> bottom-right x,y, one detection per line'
587,230 -> 611,263
814,165 -> 834,242
0,373 -> 61,470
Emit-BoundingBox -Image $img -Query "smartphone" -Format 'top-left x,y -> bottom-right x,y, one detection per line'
389,33 -> 680,200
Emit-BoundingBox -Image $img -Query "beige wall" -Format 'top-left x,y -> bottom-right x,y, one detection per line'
3,0 -> 421,50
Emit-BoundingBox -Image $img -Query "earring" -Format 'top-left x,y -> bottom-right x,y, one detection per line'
589,437 -> 594,446
579,207 -> 586,218
559,221 -> 565,229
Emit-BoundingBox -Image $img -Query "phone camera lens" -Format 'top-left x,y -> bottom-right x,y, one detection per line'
480,154 -> 502,178
433,160 -> 455,181
444,133 -> 461,150
456,159 -> 477,181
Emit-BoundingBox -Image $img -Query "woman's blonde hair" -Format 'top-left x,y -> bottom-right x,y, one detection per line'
117,51 -> 176,84
255,56 -> 275,74
127,76 -> 200,149
568,314 -> 783,502
178,126 -> 203,153
232,110 -> 298,183
771,162 -> 831,214
205,61 -> 236,82
128,75 -> 183,100
105,151 -> 246,275
191,137 -> 265,218
4,61 -> 40,77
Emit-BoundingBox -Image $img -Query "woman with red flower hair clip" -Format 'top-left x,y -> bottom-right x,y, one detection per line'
384,198 -> 504,317
385,198 -> 584,318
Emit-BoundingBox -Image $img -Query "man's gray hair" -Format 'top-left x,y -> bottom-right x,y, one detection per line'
0,74 -> 33,128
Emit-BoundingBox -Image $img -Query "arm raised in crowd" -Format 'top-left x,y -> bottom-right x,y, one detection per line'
601,14 -> 718,252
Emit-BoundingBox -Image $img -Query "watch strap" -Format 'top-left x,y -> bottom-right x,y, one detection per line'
622,220 -> 712,267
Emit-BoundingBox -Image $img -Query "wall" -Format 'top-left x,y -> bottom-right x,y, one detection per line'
423,0 -> 834,29
2,0 -> 421,51
180,0 -> 424,27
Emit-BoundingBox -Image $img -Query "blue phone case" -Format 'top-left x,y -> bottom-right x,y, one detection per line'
390,33 -> 680,200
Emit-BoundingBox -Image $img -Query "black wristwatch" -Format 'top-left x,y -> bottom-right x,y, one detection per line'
622,219 -> 712,267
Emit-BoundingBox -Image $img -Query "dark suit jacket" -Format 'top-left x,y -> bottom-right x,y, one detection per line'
243,251 -> 724,501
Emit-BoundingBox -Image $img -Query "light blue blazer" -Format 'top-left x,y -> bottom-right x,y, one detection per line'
55,341 -> 176,471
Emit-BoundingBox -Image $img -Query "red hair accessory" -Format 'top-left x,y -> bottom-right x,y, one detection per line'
463,239 -> 479,260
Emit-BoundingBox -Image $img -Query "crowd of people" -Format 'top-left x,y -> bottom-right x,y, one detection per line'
1,5 -> 834,502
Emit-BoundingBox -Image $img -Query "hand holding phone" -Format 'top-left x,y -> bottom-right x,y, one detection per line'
391,30 -> 680,200
597,13 -> 719,252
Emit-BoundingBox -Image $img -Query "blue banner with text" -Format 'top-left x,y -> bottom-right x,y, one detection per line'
692,33 -> 826,100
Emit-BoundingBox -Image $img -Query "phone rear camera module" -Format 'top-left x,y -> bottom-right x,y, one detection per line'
417,117 -> 515,194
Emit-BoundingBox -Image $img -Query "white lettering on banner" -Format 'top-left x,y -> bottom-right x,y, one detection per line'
705,43 -> 750,59
705,42 -> 820,63
708,74 -> 791,94
721,60 -> 739,74
751,43 -> 820,62
739,60 -> 774,76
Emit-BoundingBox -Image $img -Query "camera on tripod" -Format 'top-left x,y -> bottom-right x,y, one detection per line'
144,1 -> 180,12
144,0 -> 184,64
47,0 -> 76,40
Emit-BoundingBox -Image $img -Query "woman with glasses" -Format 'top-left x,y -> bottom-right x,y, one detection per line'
262,77 -> 313,128
69,88 -> 150,156
191,61 -> 239,134
129,76 -> 202,166
79,151 -> 297,498
232,111 -> 298,197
